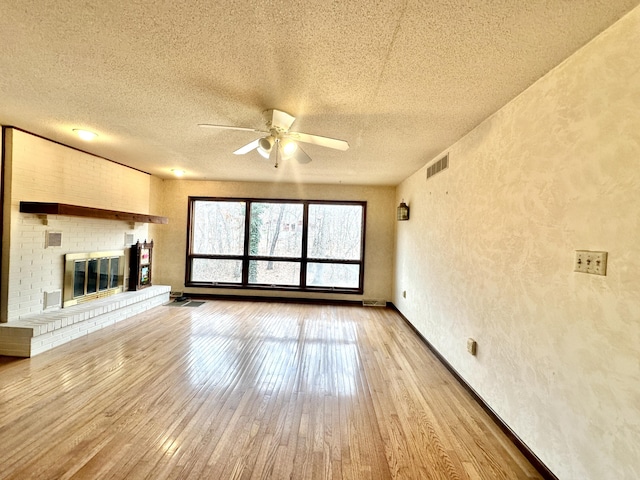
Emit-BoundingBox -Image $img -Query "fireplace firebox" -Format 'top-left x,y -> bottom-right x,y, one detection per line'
63,251 -> 125,307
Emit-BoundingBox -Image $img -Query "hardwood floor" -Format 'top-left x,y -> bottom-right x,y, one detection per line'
0,301 -> 542,479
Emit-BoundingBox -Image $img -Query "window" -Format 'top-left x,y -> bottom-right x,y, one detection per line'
186,198 -> 366,294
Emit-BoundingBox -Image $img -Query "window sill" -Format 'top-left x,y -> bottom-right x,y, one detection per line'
185,282 -> 363,295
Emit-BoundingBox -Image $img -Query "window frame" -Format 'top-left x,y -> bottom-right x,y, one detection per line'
185,197 -> 366,294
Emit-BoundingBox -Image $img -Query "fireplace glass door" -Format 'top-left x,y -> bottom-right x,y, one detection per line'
64,251 -> 125,307
74,261 -> 87,297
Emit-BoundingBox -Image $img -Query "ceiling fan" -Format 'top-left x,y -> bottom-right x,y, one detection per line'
199,109 -> 349,168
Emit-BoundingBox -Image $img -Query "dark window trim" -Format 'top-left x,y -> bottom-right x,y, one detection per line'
185,197 -> 366,294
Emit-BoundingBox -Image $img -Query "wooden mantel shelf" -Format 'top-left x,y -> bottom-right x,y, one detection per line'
19,202 -> 168,224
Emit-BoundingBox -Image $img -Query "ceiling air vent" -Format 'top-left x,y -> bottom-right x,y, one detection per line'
427,153 -> 449,180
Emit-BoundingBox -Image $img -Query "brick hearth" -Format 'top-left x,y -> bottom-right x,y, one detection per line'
0,285 -> 170,357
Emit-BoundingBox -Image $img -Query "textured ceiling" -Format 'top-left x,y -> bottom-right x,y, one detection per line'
0,0 -> 638,185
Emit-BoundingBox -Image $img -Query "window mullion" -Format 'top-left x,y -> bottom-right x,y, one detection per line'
242,200 -> 251,286
305,258 -> 361,265
300,202 -> 309,288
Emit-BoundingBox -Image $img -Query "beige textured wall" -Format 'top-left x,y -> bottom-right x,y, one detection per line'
150,179 -> 395,302
394,7 -> 640,479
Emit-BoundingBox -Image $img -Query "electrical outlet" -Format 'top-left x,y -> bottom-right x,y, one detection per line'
575,251 -> 607,276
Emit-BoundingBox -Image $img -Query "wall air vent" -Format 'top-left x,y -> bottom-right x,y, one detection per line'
363,299 -> 387,307
44,290 -> 62,310
45,231 -> 62,248
426,153 -> 449,180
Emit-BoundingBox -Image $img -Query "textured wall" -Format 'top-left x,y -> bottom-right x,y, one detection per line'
1,130 -> 151,321
150,179 -> 395,302
394,7 -> 640,480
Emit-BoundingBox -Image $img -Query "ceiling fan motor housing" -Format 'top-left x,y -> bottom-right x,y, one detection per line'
263,109 -> 296,133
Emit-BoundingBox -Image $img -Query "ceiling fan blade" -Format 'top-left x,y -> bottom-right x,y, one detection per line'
198,124 -> 266,134
287,131 -> 349,151
266,109 -> 296,131
233,139 -> 260,155
291,145 -> 312,164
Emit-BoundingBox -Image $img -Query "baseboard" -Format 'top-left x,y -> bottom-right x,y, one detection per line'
388,303 -> 558,480
182,292 -> 364,307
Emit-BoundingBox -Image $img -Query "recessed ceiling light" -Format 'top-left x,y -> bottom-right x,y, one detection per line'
73,129 -> 98,141
171,169 -> 185,177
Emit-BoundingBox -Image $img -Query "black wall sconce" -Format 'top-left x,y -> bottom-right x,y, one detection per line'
397,200 -> 410,221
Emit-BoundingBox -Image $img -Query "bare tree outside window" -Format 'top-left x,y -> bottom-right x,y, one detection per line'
191,200 -> 245,283
306,204 -> 363,288
186,198 -> 365,292
249,202 -> 303,284
192,200 -> 245,255
307,204 -> 362,260
250,203 -> 303,258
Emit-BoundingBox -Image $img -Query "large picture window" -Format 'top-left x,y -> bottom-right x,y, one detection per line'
186,197 -> 366,294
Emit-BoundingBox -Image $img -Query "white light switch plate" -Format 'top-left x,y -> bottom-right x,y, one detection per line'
575,250 -> 607,276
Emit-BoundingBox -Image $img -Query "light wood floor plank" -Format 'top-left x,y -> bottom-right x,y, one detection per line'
0,301 -> 543,479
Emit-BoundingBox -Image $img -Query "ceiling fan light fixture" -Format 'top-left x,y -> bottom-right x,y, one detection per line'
281,138 -> 298,157
257,146 -> 270,159
258,135 -> 275,152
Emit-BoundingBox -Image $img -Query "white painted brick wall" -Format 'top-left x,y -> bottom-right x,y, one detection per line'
3,129 -> 154,322
10,131 -> 151,212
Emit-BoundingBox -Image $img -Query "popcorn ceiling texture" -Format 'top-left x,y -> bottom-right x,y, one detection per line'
394,7 -> 640,479
0,1 -> 638,185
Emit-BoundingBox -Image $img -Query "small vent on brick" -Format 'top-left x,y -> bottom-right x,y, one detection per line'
363,299 -> 386,307
45,231 -> 62,248
44,290 -> 62,309
427,153 -> 449,180
124,233 -> 135,245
